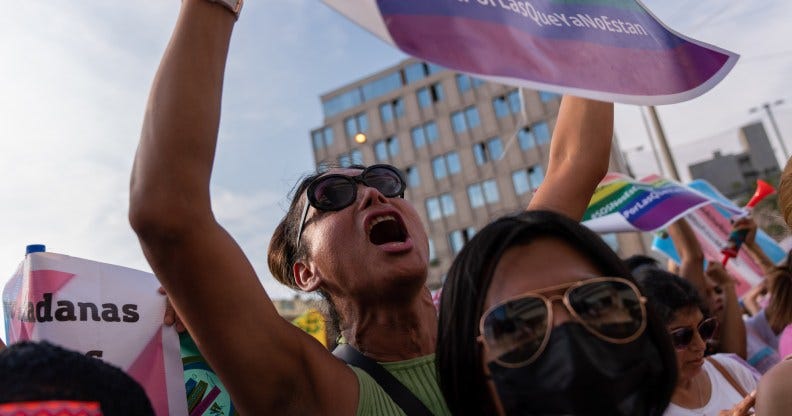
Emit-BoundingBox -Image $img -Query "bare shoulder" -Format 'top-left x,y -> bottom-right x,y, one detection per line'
756,359 -> 792,415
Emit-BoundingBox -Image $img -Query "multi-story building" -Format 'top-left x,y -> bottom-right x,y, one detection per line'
310,58 -> 646,288
689,122 -> 781,200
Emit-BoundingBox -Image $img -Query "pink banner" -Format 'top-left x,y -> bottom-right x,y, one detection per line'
2,251 -> 187,416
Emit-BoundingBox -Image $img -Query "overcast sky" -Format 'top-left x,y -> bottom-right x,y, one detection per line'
1,0 -> 791,325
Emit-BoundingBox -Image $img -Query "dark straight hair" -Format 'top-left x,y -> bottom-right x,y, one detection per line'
436,210 -> 677,415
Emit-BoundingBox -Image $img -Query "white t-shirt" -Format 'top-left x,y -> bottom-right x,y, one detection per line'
664,354 -> 759,416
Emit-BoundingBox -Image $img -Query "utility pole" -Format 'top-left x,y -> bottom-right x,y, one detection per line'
645,106 -> 681,181
639,107 -> 665,176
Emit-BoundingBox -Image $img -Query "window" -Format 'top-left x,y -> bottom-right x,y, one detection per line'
451,112 -> 466,134
311,126 -> 334,150
456,74 -> 471,93
405,62 -> 428,83
492,90 -> 521,118
351,149 -> 363,166
440,194 -> 456,216
451,106 -> 480,134
404,62 -> 444,84
428,239 -> 437,263
338,149 -> 364,167
322,89 -> 363,118
426,193 -> 456,221
467,184 -> 485,208
512,170 -> 531,196
432,152 -> 461,179
379,98 -> 404,124
456,74 -> 483,93
411,122 -> 439,149
512,166 -> 544,195
405,166 -> 420,187
517,127 -> 535,150
482,179 -> 500,203
446,152 -> 461,175
473,137 -> 504,165
533,121 -> 551,145
465,106 -> 481,129
426,197 -> 442,221
432,156 -> 447,179
417,83 -> 444,108
375,141 -> 387,162
344,112 -> 369,138
468,179 -> 500,208
425,122 -> 439,143
529,165 -> 545,188
507,90 -> 521,113
539,91 -> 560,102
411,126 -> 425,149
448,227 -> 476,254
517,122 -> 551,150
492,97 -> 510,118
374,137 -> 399,162
322,71 -> 406,118
361,71 -> 403,101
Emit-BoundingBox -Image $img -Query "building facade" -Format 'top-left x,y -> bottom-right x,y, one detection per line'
310,58 -> 645,288
689,122 -> 781,200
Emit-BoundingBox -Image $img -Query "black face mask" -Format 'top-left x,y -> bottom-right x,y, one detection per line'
487,323 -> 666,416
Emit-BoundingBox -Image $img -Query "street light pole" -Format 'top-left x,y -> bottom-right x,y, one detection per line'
646,106 -> 681,181
751,100 -> 788,159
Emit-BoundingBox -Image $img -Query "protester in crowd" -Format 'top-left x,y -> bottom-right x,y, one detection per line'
666,218 -> 746,358
436,210 -> 677,415
634,269 -> 759,416
624,254 -> 661,274
0,341 -> 154,415
129,0 -> 615,414
738,218 -> 792,373
755,357 -> 792,415
742,279 -> 767,317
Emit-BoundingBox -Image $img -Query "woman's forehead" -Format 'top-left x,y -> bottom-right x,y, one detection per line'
668,307 -> 703,328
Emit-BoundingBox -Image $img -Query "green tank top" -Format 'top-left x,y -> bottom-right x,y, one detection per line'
351,354 -> 451,416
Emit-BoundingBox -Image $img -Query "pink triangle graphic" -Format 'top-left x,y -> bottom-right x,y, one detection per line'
11,270 -> 76,342
127,329 -> 170,416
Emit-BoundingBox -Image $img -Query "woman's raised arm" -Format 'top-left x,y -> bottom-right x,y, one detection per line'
129,1 -> 357,414
528,96 -> 614,220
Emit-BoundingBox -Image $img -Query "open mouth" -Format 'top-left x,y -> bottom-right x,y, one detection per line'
367,214 -> 408,245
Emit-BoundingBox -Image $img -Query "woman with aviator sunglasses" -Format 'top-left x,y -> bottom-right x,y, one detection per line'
437,210 -> 677,415
634,269 -> 759,416
129,0 -> 618,414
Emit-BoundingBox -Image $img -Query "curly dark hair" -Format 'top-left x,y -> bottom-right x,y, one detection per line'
0,341 -> 154,415
632,268 -> 711,325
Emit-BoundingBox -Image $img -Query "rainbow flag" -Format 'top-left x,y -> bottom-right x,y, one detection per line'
651,180 -> 786,295
323,0 -> 738,104
582,173 -> 742,233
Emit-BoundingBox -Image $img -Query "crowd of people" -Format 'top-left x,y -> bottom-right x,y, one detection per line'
4,0 -> 792,415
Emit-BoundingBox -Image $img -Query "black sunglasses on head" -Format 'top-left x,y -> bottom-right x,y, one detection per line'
295,164 -> 406,248
669,317 -> 718,350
